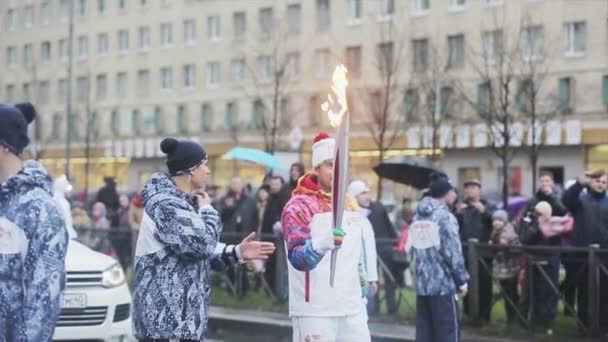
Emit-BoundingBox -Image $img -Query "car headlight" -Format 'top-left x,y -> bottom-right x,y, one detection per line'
101,263 -> 126,288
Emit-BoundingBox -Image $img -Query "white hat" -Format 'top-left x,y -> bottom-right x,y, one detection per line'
312,133 -> 336,169
347,180 -> 370,198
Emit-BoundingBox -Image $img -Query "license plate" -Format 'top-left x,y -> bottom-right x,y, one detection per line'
62,293 -> 87,308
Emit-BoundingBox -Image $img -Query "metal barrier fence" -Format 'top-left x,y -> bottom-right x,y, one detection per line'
72,227 -> 608,337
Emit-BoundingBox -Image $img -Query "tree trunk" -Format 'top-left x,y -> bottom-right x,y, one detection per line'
376,148 -> 385,201
531,152 -> 538,194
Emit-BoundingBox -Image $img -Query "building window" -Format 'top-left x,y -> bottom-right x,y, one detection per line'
233,12 -> 246,40
345,46 -> 361,78
225,102 -> 237,130
98,0 -> 107,15
6,9 -> 16,31
447,34 -> 465,68
231,59 -> 246,85
257,56 -> 272,83
603,75 -> 608,108
117,72 -> 127,99
346,0 -> 362,24
23,44 -> 33,66
118,29 -> 129,53
259,7 -> 274,39
78,35 -> 88,59
24,6 -> 34,27
558,77 -> 574,112
521,25 -> 543,61
206,62 -> 220,88
482,29 -> 502,65
40,2 -> 51,25
60,0 -> 70,19
131,109 -> 140,134
484,0 -> 503,6
413,38 -> 429,71
183,64 -> 196,88
184,19 -> 196,45
309,94 -> 321,127
96,74 -> 107,100
137,69 -> 149,97
76,76 -> 89,102
316,0 -> 330,31
6,46 -> 17,68
119,0 -> 127,11
252,99 -> 265,129
200,103 -> 213,131
402,88 -> 419,118
22,83 -> 31,101
315,48 -> 331,78
51,113 -> 62,139
208,15 -> 221,41
440,86 -> 455,117
477,82 -> 490,115
153,107 -> 162,134
285,52 -> 301,81
140,0 -> 150,7
138,26 -> 150,50
110,110 -> 119,135
448,0 -> 465,12
58,79 -> 68,101
160,67 -> 173,90
41,41 -> 51,63
59,39 -> 68,63
160,23 -> 173,47
564,21 -> 586,57
97,33 -> 109,56
378,42 -> 394,73
5,85 -> 15,102
176,105 -> 187,133
379,0 -> 395,18
287,4 -> 301,34
38,81 -> 50,105
410,0 -> 430,16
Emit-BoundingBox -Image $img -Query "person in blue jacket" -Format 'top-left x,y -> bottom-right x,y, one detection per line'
0,102 -> 69,342
407,172 -> 469,342
133,137 -> 275,342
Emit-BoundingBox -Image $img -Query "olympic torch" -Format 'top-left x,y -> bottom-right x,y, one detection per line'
321,65 -> 349,287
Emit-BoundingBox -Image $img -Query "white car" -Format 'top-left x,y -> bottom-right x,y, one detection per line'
52,239 -> 133,342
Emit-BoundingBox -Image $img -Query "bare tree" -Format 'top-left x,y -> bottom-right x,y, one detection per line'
357,21 -> 408,198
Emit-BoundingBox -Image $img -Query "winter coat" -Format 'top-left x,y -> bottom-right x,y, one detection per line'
521,191 -> 568,247
132,173 -> 239,340
261,191 -> 288,235
490,223 -> 520,280
562,182 -> 608,247
0,161 -> 68,342
218,191 -> 258,234
456,199 -> 495,243
407,197 -> 469,296
281,173 -> 369,316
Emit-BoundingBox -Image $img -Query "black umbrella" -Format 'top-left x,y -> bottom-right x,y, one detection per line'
373,156 -> 441,189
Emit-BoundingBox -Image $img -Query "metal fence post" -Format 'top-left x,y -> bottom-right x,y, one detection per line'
588,244 -> 600,337
467,238 -> 480,324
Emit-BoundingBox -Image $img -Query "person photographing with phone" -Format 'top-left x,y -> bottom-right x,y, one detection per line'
407,172 -> 469,342
133,137 -> 275,342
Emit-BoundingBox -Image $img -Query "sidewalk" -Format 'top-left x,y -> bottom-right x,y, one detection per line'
208,306 -> 524,342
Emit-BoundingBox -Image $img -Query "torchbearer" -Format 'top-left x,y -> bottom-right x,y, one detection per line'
281,132 -> 372,342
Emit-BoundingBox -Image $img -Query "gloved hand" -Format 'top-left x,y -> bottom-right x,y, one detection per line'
312,227 -> 346,255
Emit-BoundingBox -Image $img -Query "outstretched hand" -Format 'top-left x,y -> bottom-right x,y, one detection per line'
239,232 -> 276,260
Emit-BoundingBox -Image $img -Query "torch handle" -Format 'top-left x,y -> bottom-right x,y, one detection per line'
329,250 -> 337,287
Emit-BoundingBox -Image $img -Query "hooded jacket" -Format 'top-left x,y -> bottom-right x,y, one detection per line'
0,161 -> 68,342
133,173 -> 240,340
408,197 -> 469,296
281,173 -> 370,316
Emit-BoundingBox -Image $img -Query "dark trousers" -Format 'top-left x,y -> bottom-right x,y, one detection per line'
499,276 -> 520,323
373,254 -> 405,315
521,256 -> 559,330
463,256 -> 493,323
416,294 -> 461,342
560,255 -> 579,315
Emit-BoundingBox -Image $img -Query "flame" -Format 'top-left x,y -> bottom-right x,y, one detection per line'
322,65 -> 349,128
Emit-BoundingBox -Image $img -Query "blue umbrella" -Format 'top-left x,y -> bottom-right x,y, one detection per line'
224,147 -> 287,170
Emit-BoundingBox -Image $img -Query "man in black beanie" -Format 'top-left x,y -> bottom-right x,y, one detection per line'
0,102 -> 69,341
409,172 -> 469,342
133,137 -> 276,342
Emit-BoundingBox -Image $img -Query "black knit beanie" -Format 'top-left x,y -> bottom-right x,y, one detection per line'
429,172 -> 454,198
0,102 -> 36,155
160,137 -> 208,176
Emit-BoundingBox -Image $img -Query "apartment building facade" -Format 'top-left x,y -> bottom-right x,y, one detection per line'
1,0 -> 607,196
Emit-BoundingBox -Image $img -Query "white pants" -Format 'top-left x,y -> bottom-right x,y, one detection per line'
291,312 -> 371,342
